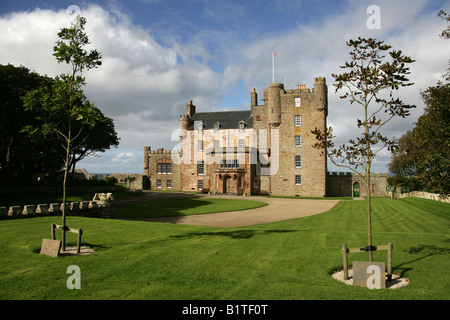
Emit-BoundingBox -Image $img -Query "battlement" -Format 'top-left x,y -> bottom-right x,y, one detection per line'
148,147 -> 180,154
314,77 -> 326,84
327,171 -> 388,176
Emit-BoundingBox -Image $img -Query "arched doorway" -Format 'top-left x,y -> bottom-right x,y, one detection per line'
223,175 -> 232,194
353,182 -> 361,197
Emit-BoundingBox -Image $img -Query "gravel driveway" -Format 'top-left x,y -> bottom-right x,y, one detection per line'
118,192 -> 340,228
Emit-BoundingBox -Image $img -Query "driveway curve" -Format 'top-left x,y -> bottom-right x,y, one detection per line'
119,193 -> 340,228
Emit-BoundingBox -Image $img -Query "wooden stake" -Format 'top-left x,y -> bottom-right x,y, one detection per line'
342,244 -> 349,280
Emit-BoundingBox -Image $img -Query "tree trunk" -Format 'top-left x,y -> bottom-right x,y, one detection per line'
61,135 -> 71,251
366,167 -> 373,262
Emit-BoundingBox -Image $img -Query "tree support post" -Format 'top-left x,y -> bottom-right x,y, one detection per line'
341,243 -> 393,281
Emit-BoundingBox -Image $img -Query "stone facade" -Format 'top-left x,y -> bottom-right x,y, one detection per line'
144,78 -> 331,197
326,172 -> 389,197
143,78 -> 388,197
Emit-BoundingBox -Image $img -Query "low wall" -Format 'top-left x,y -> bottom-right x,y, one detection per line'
398,191 -> 449,203
0,185 -> 122,195
0,193 -> 115,219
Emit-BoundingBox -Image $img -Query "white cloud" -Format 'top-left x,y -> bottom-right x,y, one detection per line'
0,0 -> 448,174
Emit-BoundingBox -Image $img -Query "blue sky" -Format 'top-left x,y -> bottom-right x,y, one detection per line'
0,0 -> 449,174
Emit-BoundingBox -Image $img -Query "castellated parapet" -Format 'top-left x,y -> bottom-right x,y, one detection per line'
326,171 -> 389,197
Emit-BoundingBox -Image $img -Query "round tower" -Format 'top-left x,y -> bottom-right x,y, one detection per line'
179,114 -> 189,130
267,83 -> 283,125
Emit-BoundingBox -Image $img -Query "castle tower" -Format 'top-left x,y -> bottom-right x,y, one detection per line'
143,146 -> 150,176
314,77 -> 327,115
267,83 -> 283,126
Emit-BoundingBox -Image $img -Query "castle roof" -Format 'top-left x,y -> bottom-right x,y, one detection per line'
188,110 -> 253,130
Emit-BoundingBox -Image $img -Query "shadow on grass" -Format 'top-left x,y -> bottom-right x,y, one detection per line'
393,244 -> 450,277
171,229 -> 302,240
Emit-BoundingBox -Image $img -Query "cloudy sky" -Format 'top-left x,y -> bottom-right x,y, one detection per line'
0,0 -> 448,174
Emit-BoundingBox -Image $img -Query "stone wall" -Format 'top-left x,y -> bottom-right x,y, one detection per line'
326,172 -> 389,197
398,191 -> 450,203
0,193 -> 115,219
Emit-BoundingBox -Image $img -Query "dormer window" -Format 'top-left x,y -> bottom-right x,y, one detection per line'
238,121 -> 246,132
214,122 -> 221,132
196,121 -> 204,133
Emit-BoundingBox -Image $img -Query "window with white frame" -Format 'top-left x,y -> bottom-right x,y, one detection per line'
214,140 -> 220,148
157,163 -> 171,174
198,180 -> 203,190
295,175 -> 302,185
197,161 -> 204,175
238,139 -> 245,148
295,135 -> 302,147
156,180 -> 161,188
198,140 -> 203,151
295,115 -> 301,126
167,180 -> 172,189
295,155 -> 302,168
295,97 -> 301,107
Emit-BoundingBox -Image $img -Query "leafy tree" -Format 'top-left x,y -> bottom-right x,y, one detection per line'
312,37 -> 415,261
67,111 -> 120,184
0,64 -> 65,186
23,16 -> 105,250
390,83 -> 449,195
389,10 -> 449,196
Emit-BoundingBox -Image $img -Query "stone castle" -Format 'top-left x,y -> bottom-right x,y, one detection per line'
143,78 -> 388,197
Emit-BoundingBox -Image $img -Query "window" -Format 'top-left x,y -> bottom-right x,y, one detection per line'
256,115 -> 261,121
238,139 -> 245,148
197,161 -> 204,175
167,180 -> 172,189
295,155 -> 302,168
295,175 -> 302,185
295,115 -> 301,126
198,180 -> 203,190
198,140 -> 203,151
295,97 -> 301,107
214,140 -> 220,148
238,176 -> 243,189
220,159 -> 238,169
156,180 -> 161,188
157,163 -> 171,174
295,135 -> 302,147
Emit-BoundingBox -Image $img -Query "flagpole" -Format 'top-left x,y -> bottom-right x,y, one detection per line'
272,52 -> 275,83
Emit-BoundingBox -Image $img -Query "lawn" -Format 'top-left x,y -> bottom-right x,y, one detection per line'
0,197 -> 448,301
114,198 -> 268,218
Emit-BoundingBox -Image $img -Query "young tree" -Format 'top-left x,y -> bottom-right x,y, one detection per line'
23,16 -> 103,250
312,37 -> 415,261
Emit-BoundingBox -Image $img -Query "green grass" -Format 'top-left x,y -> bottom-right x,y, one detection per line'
114,198 -> 268,218
0,197 -> 448,300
